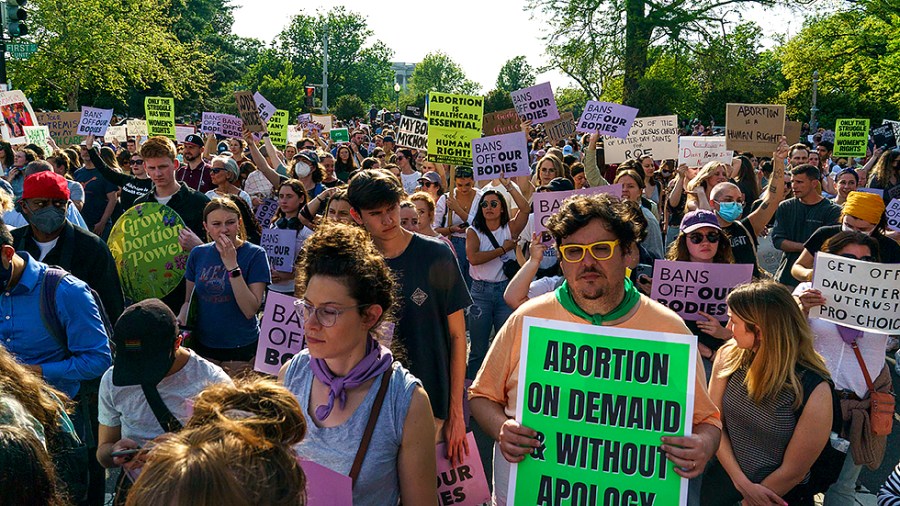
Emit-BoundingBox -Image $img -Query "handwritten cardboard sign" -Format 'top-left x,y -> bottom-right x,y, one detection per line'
604,115 -> 679,163
543,111 -> 576,145
483,108 -> 521,137
261,228 -> 297,273
235,91 -> 264,132
126,119 -> 148,138
105,125 -> 128,143
436,432 -> 491,506
397,115 -> 428,150
575,101 -> 638,138
650,260 -> 753,322
76,106 -> 113,136
724,103 -> 785,152
36,111 -> 82,147
678,137 -> 732,167
812,252 -> 900,334
254,291 -> 305,375
472,131 -> 530,181
510,82 -> 560,124
23,126 -> 51,154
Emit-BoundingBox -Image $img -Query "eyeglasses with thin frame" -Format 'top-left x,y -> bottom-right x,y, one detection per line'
687,232 -> 720,244
293,299 -> 371,328
481,200 -> 500,209
559,240 -> 620,263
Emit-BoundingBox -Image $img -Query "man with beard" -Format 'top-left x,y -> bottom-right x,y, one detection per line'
174,134 -> 213,193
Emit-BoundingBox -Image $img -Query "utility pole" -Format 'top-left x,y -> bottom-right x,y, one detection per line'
321,23 -> 328,114
810,70 -> 819,132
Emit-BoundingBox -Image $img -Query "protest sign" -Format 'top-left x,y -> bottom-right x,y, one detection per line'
235,91 -> 264,132
330,128 -> 349,143
175,125 -> 195,142
884,120 -> 900,141
724,103 -> 785,152
784,120 -> 802,144
834,119 -> 870,157
267,110 -> 289,148
510,82 -> 560,124
253,91 -> 276,124
255,197 -> 279,224
254,291 -> 305,375
311,114 -> 333,132
405,105 -> 423,118
821,130 -> 836,142
472,131 -> 530,181
105,125 -> 128,143
297,113 -> 311,125
435,432 -> 491,506
287,125 -> 303,146
23,126 -> 51,154
886,199 -> 900,232
543,111 -> 576,145
482,108 -> 521,136
260,228 -> 297,273
678,137 -> 732,167
126,119 -> 148,138
396,115 -> 428,150
36,111 -> 82,146
427,92 -> 484,165
107,203 -> 187,302
532,185 -> 623,238
144,97 -> 176,138
200,112 -> 242,138
76,106 -> 113,136
575,101 -> 639,138
509,317 -> 695,506
0,90 -> 38,144
650,260 -> 753,322
858,187 -> 884,198
871,123 -> 898,150
811,252 -> 900,334
604,115 -> 679,163
300,460 -> 352,506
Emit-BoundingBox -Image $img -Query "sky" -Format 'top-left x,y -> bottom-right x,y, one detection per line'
230,0 -> 802,92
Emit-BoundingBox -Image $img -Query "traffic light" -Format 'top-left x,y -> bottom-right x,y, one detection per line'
305,86 -> 315,108
3,0 -> 28,38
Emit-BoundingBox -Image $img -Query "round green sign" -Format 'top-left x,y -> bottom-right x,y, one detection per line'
108,202 -> 187,302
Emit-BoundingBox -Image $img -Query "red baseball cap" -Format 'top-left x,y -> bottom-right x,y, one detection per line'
22,171 -> 70,201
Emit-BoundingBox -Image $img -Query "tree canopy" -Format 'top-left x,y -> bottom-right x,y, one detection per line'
409,51 -> 480,96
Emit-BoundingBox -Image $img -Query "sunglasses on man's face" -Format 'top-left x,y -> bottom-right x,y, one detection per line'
687,232 -> 720,244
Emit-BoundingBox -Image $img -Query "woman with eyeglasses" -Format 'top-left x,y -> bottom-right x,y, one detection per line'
794,231 -> 890,505
791,191 -> 900,283
531,154 -> 568,188
83,133 -> 151,211
278,222 -> 436,506
205,156 -> 252,207
465,183 -> 529,378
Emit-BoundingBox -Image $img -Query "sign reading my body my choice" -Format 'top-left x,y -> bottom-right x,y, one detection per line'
811,252 -> 900,334
510,317 -> 695,506
427,92 -> 484,165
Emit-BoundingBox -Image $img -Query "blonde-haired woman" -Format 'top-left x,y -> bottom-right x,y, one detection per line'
531,154 -> 568,188
701,281 -> 834,506
686,161 -> 729,212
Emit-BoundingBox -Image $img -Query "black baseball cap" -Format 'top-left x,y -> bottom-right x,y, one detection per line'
539,177 -> 575,193
112,299 -> 179,387
184,134 -> 204,148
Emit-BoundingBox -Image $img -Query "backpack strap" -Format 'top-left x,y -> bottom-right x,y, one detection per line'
140,384 -> 183,433
39,267 -> 69,354
349,369 -> 392,486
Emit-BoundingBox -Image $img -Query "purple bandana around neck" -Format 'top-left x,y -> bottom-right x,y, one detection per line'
836,325 -> 863,345
309,337 -> 393,421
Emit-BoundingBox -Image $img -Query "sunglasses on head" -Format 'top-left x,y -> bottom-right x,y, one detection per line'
688,231 -> 720,244
840,253 -> 876,262
481,200 -> 500,209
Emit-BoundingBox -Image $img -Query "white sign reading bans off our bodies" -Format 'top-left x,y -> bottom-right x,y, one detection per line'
604,115 -> 679,163
811,252 -> 900,334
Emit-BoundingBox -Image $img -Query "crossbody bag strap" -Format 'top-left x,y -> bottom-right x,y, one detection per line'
850,340 -> 877,395
483,227 -> 502,250
349,369 -> 392,486
140,384 -> 183,433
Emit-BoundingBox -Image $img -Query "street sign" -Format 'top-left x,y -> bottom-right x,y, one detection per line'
7,42 -> 36,59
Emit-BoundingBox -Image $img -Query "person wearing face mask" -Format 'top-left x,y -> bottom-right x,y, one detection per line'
791,191 -> 900,282
247,129 -> 326,201
11,171 -> 124,322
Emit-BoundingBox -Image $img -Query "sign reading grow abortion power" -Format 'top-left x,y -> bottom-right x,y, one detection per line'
108,203 -> 187,302
510,317 -> 695,506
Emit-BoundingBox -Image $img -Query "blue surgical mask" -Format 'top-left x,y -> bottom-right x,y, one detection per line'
717,201 -> 743,222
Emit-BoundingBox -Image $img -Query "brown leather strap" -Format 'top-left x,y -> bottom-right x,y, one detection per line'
349,369 -> 392,486
850,340 -> 876,394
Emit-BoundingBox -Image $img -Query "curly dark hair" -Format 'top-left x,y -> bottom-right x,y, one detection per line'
545,194 -> 644,255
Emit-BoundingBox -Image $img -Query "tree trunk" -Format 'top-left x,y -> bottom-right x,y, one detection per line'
623,0 -> 652,106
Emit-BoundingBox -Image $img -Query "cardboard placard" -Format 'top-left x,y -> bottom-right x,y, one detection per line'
532,185 -> 623,237
175,125 -> 196,142
254,291 -> 305,375
235,91 -> 264,132
575,101 -> 639,138
23,125 -> 51,154
200,112 -> 243,139
510,82 -> 560,124
311,114 -> 333,132
426,92 -> 484,165
482,108 -> 521,137
105,125 -> 128,143
287,125 -> 303,146
543,111 -> 576,145
871,123 -> 897,150
886,199 -> 900,232
472,131 -> 530,180
260,228 -> 297,273
834,119 -> 869,158
0,90 -> 38,144
678,137 -> 732,167
126,119 -> 148,138
35,111 -> 82,147
509,317 -> 695,506
811,252 -> 900,334
396,115 -> 428,150
253,91 -> 276,124
724,103 -> 785,152
649,260 -> 754,322
144,97 -> 176,139
784,120 -> 802,145
604,115 -> 679,163
435,432 -> 491,506
76,106 -> 113,136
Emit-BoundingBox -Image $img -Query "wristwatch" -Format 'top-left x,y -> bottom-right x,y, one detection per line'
228,267 -> 242,278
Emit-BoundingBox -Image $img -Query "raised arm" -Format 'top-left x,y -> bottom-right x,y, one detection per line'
746,138 -> 788,236
583,132 -> 609,187
244,129 -> 281,188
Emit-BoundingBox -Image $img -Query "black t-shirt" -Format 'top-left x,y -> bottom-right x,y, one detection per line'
724,218 -> 761,279
804,224 -> 900,263
386,234 -> 472,419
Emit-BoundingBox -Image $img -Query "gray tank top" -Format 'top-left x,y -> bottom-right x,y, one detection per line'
282,350 -> 420,506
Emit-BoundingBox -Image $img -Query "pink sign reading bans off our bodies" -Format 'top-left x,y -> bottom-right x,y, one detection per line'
299,460 -> 352,506
575,100 -> 639,138
650,260 -> 753,322
200,112 -> 243,138
472,131 -> 530,181
532,185 -> 623,238
510,82 -> 560,124
436,432 -> 491,506
253,291 -> 304,375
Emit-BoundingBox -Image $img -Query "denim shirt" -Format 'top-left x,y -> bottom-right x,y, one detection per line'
0,252 -> 112,398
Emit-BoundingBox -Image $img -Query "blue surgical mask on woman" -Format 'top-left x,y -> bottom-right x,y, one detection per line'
716,202 -> 743,222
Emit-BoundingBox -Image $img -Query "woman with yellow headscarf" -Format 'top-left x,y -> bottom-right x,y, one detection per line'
791,191 -> 900,282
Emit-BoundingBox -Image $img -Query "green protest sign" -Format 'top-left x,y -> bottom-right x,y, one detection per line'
108,203 -> 187,302
330,127 -> 349,143
834,118 -> 869,157
23,126 -> 51,155
268,109 -> 289,148
510,317 -> 695,506
144,97 -> 176,139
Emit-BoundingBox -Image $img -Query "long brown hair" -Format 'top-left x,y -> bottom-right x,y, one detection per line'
0,345 -> 66,435
666,229 -> 735,264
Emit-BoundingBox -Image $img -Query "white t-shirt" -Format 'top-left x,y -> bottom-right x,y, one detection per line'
35,238 -> 59,262
469,224 -> 513,283
98,350 -> 232,444
400,171 -> 422,195
155,194 -> 173,206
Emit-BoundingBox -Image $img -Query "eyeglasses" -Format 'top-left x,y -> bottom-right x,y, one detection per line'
558,240 -> 620,263
130,159 -> 144,165
293,299 -> 371,328
423,182 -> 437,188
396,155 -> 405,160
210,168 -> 226,174
481,200 -> 500,209
840,253 -> 876,262
687,232 -> 720,244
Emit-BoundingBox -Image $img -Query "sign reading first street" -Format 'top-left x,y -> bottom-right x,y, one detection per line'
510,317 -> 695,506
7,42 -> 37,60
